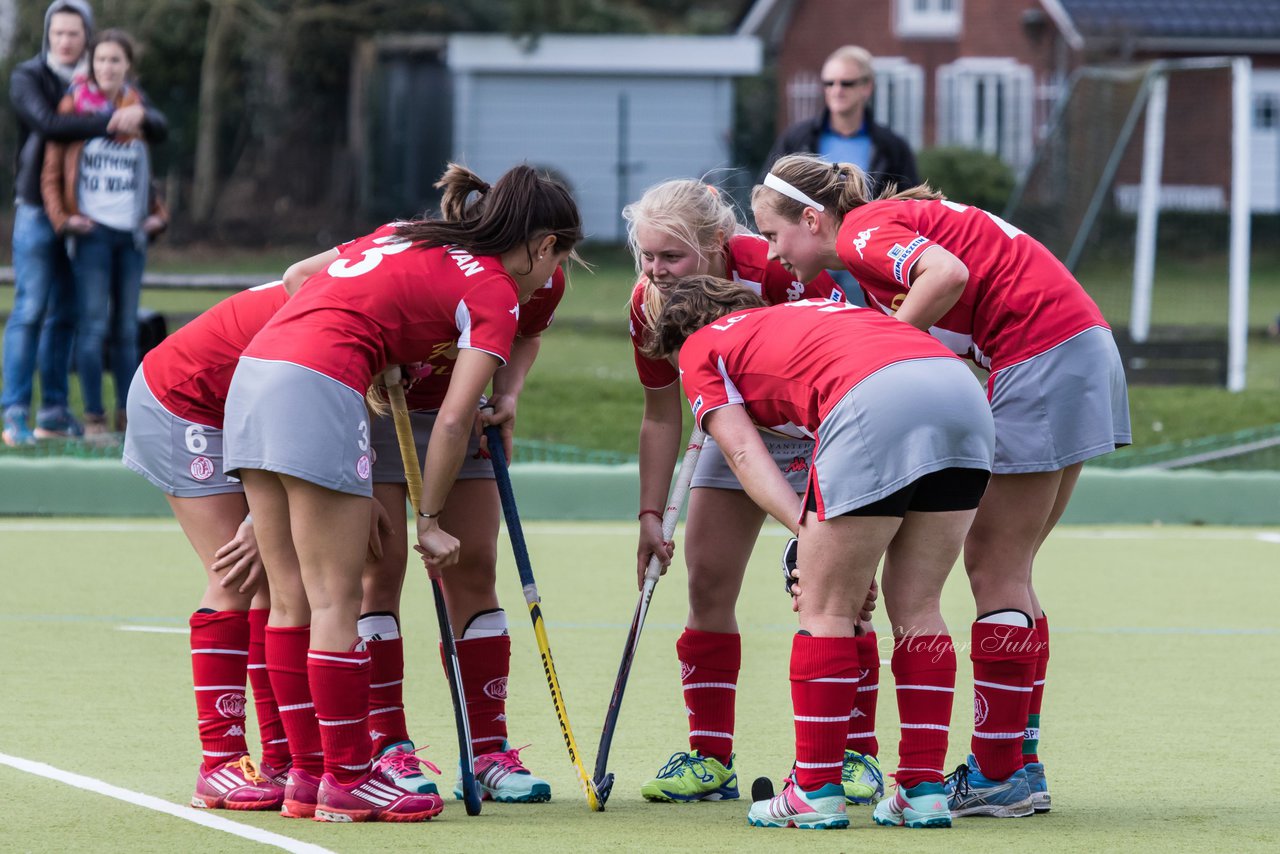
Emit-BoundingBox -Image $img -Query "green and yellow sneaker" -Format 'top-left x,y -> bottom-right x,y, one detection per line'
640,751 -> 738,802
842,750 -> 884,805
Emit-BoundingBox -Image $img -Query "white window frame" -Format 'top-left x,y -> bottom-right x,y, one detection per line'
937,57 -> 1034,173
871,57 -> 925,150
895,0 -> 962,39
786,69 -> 822,125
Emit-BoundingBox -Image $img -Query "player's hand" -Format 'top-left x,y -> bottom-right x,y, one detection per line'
478,397 -> 516,462
107,102 -> 145,135
415,517 -> 460,576
636,515 -> 674,590
212,517 -> 263,594
367,499 -> 392,563
859,578 -> 879,623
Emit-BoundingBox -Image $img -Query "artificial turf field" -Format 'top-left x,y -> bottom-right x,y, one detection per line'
1,518 -> 1277,853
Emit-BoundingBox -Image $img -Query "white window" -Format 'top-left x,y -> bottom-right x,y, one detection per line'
871,57 -> 925,150
895,0 -> 962,39
786,69 -> 822,125
937,57 -> 1034,173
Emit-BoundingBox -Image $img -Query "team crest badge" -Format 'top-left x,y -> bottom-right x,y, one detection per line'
215,692 -> 246,719
483,677 -> 508,700
356,454 -> 371,480
189,456 -> 214,481
973,691 -> 990,727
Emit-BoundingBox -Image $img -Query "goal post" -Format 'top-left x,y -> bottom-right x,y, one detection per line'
1006,58 -> 1253,390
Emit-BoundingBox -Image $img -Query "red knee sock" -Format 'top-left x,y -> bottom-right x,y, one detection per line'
454,635 -> 511,755
190,610 -> 250,770
791,633 -> 859,791
676,628 -> 740,765
265,625 -> 323,775
309,645 -> 372,785
366,635 -> 409,756
970,621 -> 1038,781
246,609 -> 290,769
847,631 -> 880,756
1024,615 -> 1049,764
892,634 -> 956,788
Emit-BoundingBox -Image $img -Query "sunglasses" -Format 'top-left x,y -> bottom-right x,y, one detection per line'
823,77 -> 872,89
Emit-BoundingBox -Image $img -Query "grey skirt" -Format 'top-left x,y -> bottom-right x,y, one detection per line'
223,357 -> 374,496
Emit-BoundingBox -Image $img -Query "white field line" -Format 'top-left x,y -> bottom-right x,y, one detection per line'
119,625 -> 188,634
0,752 -> 335,854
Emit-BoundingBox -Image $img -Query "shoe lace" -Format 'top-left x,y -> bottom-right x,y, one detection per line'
376,745 -> 442,778
945,763 -> 971,798
845,751 -> 885,789
655,751 -> 713,783
236,755 -> 266,784
486,743 -> 533,774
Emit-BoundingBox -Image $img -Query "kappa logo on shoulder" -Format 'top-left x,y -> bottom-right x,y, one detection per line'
786,281 -> 805,301
851,226 -> 879,259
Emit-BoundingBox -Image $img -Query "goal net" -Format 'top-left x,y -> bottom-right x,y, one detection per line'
1005,58 -> 1252,389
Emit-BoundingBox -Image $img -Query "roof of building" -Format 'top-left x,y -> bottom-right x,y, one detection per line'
1048,0 -> 1280,49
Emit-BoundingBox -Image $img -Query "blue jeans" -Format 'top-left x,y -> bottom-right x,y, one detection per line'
1,203 -> 76,411
70,224 -> 146,416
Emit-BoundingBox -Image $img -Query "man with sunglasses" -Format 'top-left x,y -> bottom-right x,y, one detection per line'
762,45 -> 917,197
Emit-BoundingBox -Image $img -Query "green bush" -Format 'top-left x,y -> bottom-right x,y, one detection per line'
916,146 -> 1016,212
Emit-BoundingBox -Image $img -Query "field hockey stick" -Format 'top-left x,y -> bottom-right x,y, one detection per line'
382,367 -> 482,816
482,424 -> 603,812
592,428 -> 705,807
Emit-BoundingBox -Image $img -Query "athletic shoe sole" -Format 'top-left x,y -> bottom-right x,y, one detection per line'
747,816 -> 849,829
191,794 -> 283,811
313,803 -> 443,823
454,782 -> 551,803
641,789 -> 738,803
873,813 -> 952,828
950,799 -> 1034,818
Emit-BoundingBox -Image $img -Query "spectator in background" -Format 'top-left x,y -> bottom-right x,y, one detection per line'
762,45 -> 918,196
3,1 -> 164,446
4,3 -> 97,443
42,28 -> 167,440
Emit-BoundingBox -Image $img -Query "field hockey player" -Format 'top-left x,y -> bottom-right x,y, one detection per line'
754,155 -> 1131,817
643,277 -> 994,830
220,163 -> 580,823
360,258 -> 568,804
121,281 -> 292,810
624,178 -> 884,806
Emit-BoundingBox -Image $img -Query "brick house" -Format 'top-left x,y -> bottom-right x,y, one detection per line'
740,0 -> 1280,212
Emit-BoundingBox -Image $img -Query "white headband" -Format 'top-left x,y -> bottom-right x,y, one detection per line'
763,172 -> 825,212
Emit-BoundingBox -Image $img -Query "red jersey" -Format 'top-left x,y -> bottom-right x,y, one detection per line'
837,199 -> 1108,370
629,233 -> 846,389
404,267 -> 566,410
678,299 -> 959,437
141,282 -> 289,428
243,225 -> 521,394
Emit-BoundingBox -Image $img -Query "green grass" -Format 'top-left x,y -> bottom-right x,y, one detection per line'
1,519 -> 1277,851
